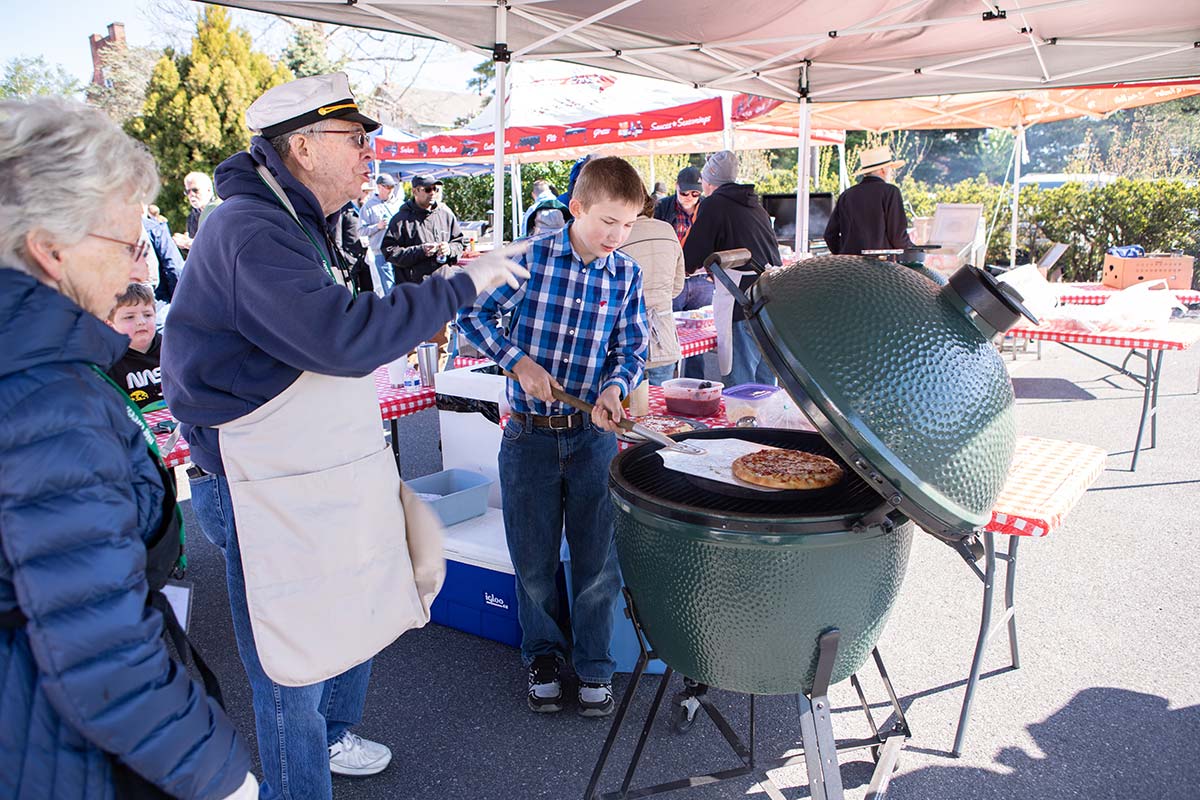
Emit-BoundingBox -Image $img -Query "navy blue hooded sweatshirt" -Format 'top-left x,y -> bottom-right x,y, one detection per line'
162,137 -> 478,474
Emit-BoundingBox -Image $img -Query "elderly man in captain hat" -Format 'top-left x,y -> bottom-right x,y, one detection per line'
823,144 -> 918,257
162,72 -> 528,800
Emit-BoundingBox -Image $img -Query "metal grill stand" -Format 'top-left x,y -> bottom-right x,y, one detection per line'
584,589 -> 911,800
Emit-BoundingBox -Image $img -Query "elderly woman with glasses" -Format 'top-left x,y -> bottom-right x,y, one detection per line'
0,98 -> 256,799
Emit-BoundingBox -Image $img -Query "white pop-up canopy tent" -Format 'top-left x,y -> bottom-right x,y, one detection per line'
206,0 -> 1200,246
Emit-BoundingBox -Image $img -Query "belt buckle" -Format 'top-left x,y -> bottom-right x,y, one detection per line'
548,414 -> 571,430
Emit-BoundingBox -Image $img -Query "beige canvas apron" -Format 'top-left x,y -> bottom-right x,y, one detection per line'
217,166 -> 445,687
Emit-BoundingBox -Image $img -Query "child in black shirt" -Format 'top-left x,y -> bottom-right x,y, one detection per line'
106,283 -> 164,410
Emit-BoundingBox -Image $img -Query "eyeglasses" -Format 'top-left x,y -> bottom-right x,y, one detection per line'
87,232 -> 149,262
416,185 -> 441,193
311,128 -> 371,150
679,190 -> 701,198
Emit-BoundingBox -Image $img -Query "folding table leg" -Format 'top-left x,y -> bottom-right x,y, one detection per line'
1004,535 -> 1020,670
1149,351 -> 1162,449
1129,350 -> 1154,472
954,531 -> 996,758
390,419 -> 402,475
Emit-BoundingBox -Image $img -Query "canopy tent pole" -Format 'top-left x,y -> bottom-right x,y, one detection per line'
1009,123 -> 1024,266
794,63 -> 812,257
492,3 -> 508,247
511,157 -> 523,240
837,142 -> 849,192
722,94 -> 734,151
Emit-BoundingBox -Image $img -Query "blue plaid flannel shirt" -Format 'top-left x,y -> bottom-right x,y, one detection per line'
457,225 -> 648,416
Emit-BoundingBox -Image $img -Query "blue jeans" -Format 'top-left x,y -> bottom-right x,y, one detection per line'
190,474 -> 373,800
498,416 -> 620,683
645,363 -> 677,386
673,274 -> 714,379
721,319 -> 777,388
374,253 -> 395,294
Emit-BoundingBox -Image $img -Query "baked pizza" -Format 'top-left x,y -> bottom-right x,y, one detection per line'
731,448 -> 845,490
630,415 -> 694,436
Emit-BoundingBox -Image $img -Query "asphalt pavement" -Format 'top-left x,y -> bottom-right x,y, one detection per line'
179,316 -> 1200,800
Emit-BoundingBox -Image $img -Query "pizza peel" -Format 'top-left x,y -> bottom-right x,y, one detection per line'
501,371 -> 706,455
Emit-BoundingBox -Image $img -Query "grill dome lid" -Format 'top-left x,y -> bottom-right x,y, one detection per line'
708,252 -> 1035,538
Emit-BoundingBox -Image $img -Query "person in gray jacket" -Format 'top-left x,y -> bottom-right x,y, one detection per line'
620,194 -> 685,384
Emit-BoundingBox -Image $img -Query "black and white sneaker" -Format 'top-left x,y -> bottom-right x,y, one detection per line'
527,655 -> 563,713
578,681 -> 614,718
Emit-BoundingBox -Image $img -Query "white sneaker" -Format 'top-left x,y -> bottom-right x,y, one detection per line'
329,731 -> 392,777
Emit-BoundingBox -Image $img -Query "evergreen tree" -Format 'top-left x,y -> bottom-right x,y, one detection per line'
0,56 -> 80,99
127,6 -> 293,231
283,23 -> 343,79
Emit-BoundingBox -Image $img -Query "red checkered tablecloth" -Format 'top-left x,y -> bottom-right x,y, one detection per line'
985,436 -> 1105,537
144,408 -> 190,470
1054,283 -> 1200,306
373,367 -> 437,420
453,356 -> 490,369
1006,321 -> 1200,351
677,322 -> 717,358
147,371 -> 438,468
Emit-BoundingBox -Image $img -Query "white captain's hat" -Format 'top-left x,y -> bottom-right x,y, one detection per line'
245,72 -> 380,138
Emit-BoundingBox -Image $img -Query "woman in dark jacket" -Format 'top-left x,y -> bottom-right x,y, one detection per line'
0,97 -> 255,799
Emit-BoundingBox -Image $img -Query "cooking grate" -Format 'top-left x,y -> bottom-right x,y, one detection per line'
613,428 -> 884,518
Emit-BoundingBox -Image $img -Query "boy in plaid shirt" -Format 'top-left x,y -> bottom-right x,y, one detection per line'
458,157 -> 648,717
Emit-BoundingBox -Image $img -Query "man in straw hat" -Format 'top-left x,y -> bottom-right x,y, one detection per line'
162,72 -> 527,800
824,144 -> 917,256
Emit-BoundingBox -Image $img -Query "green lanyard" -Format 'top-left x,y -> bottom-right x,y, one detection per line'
256,170 -> 358,298
89,365 -> 187,572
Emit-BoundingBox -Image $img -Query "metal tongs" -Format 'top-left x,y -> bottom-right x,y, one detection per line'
502,371 -> 706,455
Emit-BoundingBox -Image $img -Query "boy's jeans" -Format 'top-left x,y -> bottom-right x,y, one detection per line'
190,473 -> 373,800
498,415 -> 620,683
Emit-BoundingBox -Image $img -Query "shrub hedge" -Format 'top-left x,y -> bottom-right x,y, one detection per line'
900,176 -> 1200,285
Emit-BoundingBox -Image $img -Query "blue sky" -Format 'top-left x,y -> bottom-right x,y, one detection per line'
1,0 -> 481,92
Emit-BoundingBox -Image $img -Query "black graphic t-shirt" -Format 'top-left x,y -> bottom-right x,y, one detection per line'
107,333 -> 164,410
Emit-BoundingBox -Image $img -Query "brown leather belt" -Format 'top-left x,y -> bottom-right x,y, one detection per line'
510,411 -> 585,430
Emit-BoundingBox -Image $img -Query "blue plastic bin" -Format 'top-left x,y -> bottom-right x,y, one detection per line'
406,468 -> 492,527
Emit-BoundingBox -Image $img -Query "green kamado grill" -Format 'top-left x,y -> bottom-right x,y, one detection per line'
587,252 -> 1035,800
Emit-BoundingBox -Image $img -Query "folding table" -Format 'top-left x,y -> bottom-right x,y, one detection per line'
954,435 -> 1106,756
1004,321 -> 1200,470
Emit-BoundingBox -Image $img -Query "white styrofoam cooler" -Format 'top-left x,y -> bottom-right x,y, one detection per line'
434,362 -> 507,508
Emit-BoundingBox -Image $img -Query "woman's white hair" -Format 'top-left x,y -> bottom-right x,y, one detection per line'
0,96 -> 159,276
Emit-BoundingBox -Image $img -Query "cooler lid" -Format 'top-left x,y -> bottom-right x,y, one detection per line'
708,251 -> 1035,538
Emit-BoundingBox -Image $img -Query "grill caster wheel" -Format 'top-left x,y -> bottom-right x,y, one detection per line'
669,691 -> 701,734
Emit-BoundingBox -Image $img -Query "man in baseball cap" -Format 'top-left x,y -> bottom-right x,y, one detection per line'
652,164 -> 709,377
382,174 -> 466,285
162,73 -> 528,800
360,172 -> 403,290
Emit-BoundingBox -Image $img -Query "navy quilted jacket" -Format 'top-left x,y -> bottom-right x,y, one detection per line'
0,268 -> 251,799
